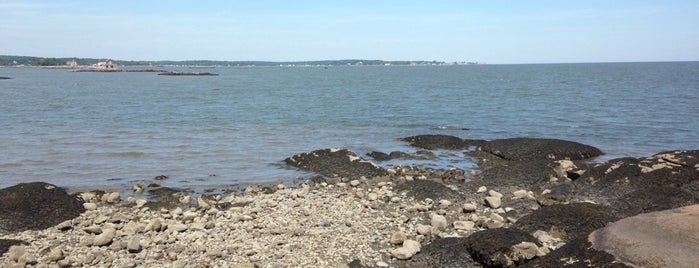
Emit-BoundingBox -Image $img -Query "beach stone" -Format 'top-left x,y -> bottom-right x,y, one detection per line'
512,189 -> 530,199
477,186 -> 487,193
430,214 -> 448,231
484,196 -> 501,209
437,199 -> 452,209
83,202 -> 98,210
453,221 -> 475,231
182,211 -> 199,221
511,241 -> 548,262
390,231 -> 407,245
416,224 -> 431,235
488,190 -> 503,198
83,225 -> 102,234
589,205 -> 699,267
93,228 -> 116,246
0,239 -> 26,256
48,247 -> 64,261
284,148 -> 387,178
0,182 -> 85,233
146,218 -> 164,232
197,196 -> 211,210
103,192 -> 121,203
7,245 -> 25,261
479,138 -> 603,161
169,223 -> 188,232
350,180 -> 361,187
367,192 -> 378,201
127,237 -> 142,253
462,203 -> 478,212
391,240 -> 421,260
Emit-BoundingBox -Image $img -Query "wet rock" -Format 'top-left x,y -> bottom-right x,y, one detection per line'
589,205 -> 699,268
400,237 -> 477,267
284,148 -> 387,178
465,228 -> 540,267
0,182 -> 85,233
479,138 -> 603,161
399,134 -> 485,150
515,203 -> 617,242
367,151 -> 392,161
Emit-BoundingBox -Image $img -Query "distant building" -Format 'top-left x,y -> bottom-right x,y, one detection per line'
66,59 -> 78,67
93,59 -> 117,69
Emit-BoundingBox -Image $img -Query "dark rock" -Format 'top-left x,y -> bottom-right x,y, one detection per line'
479,138 -> 603,161
0,239 -> 27,255
158,71 -> 218,76
400,237 -> 477,268
393,179 -> 463,201
347,259 -> 368,268
515,203 -> 617,242
367,151 -> 392,161
0,77 -> 12,80
0,182 -> 85,233
464,228 -> 540,267
535,182 -> 577,206
572,150 -> 699,218
522,237 -> 630,268
471,156 -> 558,188
400,135 -> 485,150
145,187 -> 189,210
284,148 -> 387,178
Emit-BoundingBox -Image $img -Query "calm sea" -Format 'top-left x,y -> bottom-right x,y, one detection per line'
1,62 -> 698,192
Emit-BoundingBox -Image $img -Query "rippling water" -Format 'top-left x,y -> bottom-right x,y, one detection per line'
1,62 -> 698,192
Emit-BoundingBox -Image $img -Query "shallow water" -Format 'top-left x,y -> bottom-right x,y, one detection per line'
1,62 -> 698,192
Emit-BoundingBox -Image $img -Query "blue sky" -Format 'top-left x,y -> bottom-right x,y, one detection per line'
1,1 -> 698,63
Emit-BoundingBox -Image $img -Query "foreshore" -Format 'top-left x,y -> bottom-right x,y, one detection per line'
1,135 -> 698,267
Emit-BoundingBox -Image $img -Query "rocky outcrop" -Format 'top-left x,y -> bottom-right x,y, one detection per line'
589,205 -> 699,268
400,134 -> 486,150
515,203 -> 617,242
0,182 -> 84,233
0,239 -> 26,255
284,148 -> 387,178
478,138 -> 603,161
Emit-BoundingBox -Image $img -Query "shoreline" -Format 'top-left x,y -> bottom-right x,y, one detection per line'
2,136 -> 698,267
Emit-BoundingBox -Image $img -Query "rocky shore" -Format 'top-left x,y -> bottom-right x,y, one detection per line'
1,135 -> 698,267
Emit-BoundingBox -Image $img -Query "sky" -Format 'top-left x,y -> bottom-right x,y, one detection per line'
1,1 -> 698,63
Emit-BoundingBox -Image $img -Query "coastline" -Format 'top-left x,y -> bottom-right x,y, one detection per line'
2,136 -> 697,267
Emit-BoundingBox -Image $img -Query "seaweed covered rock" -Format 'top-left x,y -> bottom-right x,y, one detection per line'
572,150 -> 699,218
479,138 -> 603,161
400,135 -> 485,150
522,237 -> 630,268
400,237 -> 477,267
515,203 -> 617,242
0,182 -> 85,233
393,179 -> 463,201
284,148 -> 387,178
465,228 -> 542,267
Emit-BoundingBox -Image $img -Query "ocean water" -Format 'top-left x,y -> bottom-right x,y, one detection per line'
1,62 -> 698,192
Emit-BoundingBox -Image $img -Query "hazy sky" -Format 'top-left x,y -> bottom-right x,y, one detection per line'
1,0 -> 698,63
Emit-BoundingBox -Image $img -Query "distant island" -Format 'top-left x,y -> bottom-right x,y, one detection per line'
0,55 -> 482,68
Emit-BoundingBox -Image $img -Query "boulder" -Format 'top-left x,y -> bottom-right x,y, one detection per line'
478,138 -> 603,161
522,236 -> 630,268
589,205 -> 699,268
0,182 -> 85,233
284,148 -> 387,178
